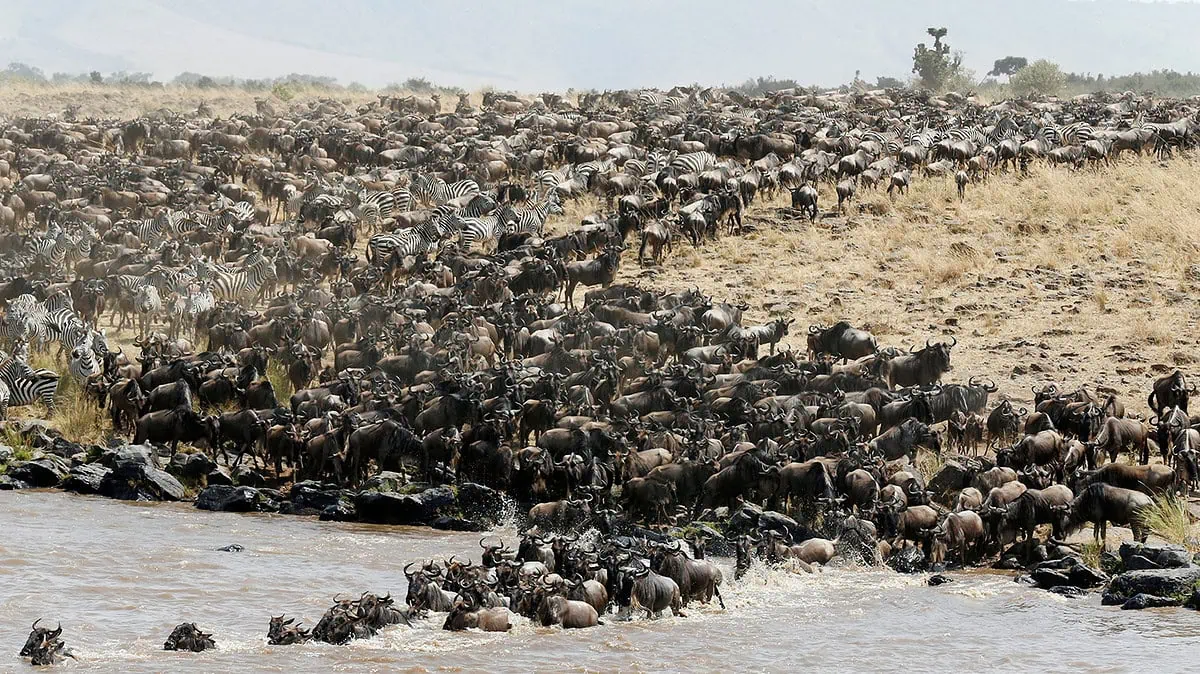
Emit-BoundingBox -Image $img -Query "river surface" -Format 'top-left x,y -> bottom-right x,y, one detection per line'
1,491 -> 1197,673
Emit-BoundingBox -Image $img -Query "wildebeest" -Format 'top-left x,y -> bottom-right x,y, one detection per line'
1066,483 -> 1153,544
807,321 -> 877,361
163,622 -> 216,652
881,339 -> 954,389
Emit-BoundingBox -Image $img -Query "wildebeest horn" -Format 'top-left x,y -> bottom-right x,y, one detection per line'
1018,407 -> 1028,416
925,338 -> 931,349
31,618 -> 41,630
49,623 -> 62,638
403,562 -> 416,578
948,336 -> 956,347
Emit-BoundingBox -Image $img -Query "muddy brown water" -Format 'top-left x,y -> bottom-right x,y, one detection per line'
1,491 -> 1197,673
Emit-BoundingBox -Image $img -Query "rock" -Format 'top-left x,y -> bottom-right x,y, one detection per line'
100,444 -> 160,470
196,485 -> 262,512
1068,564 -> 1108,589
1031,568 -> 1072,589
8,457 -> 69,487
1125,554 -> 1160,571
0,475 -> 31,490
1119,542 -> 1193,570
217,544 -> 244,552
1185,589 -> 1200,610
0,443 -> 13,463
1121,593 -> 1183,610
100,455 -> 185,501
757,510 -> 801,538
993,556 -> 1024,571
1047,585 -> 1088,598
430,516 -> 484,532
319,503 -> 357,522
232,467 -> 266,488
355,492 -> 426,525
14,420 -> 60,447
457,482 -> 505,519
290,481 -> 345,511
207,468 -> 234,486
927,461 -> 971,498
888,545 -> 926,574
63,463 -> 111,494
171,453 -> 216,479
362,471 -> 407,493
1106,566 -> 1200,603
1100,551 -> 1123,575
927,574 -> 954,586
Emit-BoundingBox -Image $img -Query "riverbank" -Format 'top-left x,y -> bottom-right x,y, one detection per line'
1,490 -> 1197,672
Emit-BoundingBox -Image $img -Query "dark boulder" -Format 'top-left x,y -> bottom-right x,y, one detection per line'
63,463 -> 111,494
1121,593 -> 1183,610
1068,563 -> 1108,589
1047,585 -> 1088,598
99,445 -> 160,469
100,453 -> 185,501
290,481 -> 346,511
232,467 -> 267,488
927,574 -> 954,586
927,461 -> 971,500
1106,566 -> 1200,604
171,452 -> 217,480
457,482 -> 506,519
217,544 -> 244,552
8,456 -> 69,487
196,485 -> 263,512
319,502 -> 357,522
0,475 -> 31,490
1119,542 -> 1193,571
430,516 -> 484,532
1031,568 -> 1072,589
354,485 -> 456,525
362,471 -> 407,493
1185,589 -> 1200,610
207,468 -> 234,486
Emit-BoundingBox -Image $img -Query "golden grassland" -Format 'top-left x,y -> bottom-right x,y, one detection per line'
583,155 -> 1200,413
0,82 -> 488,119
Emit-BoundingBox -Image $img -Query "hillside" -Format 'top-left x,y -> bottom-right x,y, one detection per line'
592,156 -> 1200,413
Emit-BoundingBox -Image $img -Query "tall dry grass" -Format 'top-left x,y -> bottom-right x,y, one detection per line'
1138,494 -> 1198,551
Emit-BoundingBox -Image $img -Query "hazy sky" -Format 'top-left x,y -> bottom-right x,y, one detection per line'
1,0 -> 1199,90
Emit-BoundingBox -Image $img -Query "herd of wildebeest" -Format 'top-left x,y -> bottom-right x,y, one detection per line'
6,84 -> 1200,663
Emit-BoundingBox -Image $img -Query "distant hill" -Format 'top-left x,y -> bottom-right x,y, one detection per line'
0,0 -> 1198,91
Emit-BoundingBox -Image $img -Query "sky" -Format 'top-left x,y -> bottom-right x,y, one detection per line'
0,0 -> 1199,91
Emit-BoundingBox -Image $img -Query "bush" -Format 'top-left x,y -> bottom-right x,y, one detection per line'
271,82 -> 295,102
1010,60 -> 1066,98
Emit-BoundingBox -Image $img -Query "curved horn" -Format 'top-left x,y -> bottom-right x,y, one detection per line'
925,338 -> 932,349
31,618 -> 42,630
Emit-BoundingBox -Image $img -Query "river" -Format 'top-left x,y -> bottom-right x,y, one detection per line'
1,491 -> 1196,672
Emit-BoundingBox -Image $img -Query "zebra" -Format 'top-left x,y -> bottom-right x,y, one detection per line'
67,332 -> 100,381
411,174 -> 480,206
367,219 -> 442,266
0,352 -> 58,413
500,194 -> 563,237
167,283 -> 216,339
454,193 -> 500,219
134,285 -> 162,336
357,189 -> 395,230
209,252 -> 277,304
457,214 -> 507,252
670,151 -> 719,175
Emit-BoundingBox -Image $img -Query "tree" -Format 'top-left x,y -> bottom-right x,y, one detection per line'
6,62 -> 45,82
89,71 -> 103,84
1010,59 -> 1066,97
875,76 -> 905,89
989,56 -> 1028,78
911,27 -> 962,91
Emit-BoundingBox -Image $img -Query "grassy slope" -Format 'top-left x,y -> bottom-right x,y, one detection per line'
585,156 -> 1200,412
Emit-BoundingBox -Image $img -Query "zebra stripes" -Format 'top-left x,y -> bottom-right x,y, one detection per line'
0,353 -> 57,414
500,194 -> 563,237
209,252 -> 277,303
411,174 -> 481,206
670,151 -> 718,175
367,219 -> 442,265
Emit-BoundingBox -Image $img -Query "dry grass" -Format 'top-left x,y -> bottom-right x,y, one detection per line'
1079,540 -> 1104,569
914,448 -> 944,483
609,154 -> 1200,410
1138,494 -> 1198,551
267,359 -> 295,402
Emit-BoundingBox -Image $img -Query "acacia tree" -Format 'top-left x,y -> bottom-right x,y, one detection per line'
912,27 -> 962,91
989,56 -> 1028,78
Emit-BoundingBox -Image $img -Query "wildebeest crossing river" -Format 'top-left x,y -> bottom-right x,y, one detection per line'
1,491 -> 1196,672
